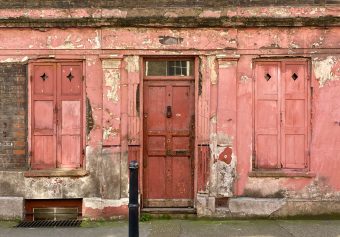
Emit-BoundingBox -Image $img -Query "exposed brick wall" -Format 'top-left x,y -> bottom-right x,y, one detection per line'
0,0 -> 336,8
0,63 -> 27,170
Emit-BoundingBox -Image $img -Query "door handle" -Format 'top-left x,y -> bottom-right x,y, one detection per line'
166,106 -> 172,118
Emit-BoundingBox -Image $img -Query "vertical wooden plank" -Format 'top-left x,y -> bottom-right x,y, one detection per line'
255,62 -> 280,169
197,56 -> 210,144
197,145 -> 210,192
31,64 -> 57,169
282,61 -> 308,169
58,63 -> 83,168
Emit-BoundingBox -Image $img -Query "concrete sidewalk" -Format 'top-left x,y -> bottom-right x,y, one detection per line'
1,219 -> 340,237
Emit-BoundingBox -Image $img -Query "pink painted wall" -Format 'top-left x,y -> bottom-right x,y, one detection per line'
0,22 -> 339,215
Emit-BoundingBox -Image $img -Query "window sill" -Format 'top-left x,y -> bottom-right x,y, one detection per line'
249,170 -> 316,178
24,169 -> 89,177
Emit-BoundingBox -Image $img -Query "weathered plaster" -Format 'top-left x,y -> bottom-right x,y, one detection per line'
103,127 -> 119,140
83,197 -> 129,209
209,116 -> 236,197
104,69 -> 120,102
124,56 -> 139,73
207,56 -> 217,84
313,56 -> 339,87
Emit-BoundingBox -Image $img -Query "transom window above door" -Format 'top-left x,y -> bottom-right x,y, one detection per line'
145,59 -> 194,77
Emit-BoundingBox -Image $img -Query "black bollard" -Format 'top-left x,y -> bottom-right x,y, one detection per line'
129,160 -> 139,237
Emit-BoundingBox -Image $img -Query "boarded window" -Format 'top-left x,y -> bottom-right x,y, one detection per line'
254,60 -> 310,169
31,62 -> 83,169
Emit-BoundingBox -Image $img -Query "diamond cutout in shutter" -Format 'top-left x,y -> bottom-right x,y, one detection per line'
67,72 -> 74,82
40,73 -> 48,81
264,73 -> 271,81
292,73 -> 298,81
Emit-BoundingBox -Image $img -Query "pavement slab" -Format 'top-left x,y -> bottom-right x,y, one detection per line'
1,219 -> 340,237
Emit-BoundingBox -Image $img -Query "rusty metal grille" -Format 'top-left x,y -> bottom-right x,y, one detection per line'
16,219 -> 82,228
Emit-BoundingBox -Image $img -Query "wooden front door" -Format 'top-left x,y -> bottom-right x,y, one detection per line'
31,62 -> 83,169
143,79 -> 195,207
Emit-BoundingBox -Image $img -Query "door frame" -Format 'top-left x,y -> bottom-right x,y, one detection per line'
28,59 -> 86,170
139,56 -> 199,208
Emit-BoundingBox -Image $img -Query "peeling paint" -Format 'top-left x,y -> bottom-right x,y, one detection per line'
313,56 -> 338,87
0,57 -> 29,63
103,127 -> 119,140
240,75 -> 250,83
289,42 -> 300,49
84,197 -> 129,209
199,10 -> 221,18
104,69 -> 120,102
125,56 -> 139,73
207,56 -> 217,84
87,30 -> 101,49
209,115 -> 236,197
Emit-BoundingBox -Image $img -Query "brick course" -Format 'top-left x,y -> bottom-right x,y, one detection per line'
0,63 -> 27,170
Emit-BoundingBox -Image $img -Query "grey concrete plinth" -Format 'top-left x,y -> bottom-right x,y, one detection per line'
0,197 -> 23,220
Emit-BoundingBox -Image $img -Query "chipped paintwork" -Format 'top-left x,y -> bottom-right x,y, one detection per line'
240,75 -> 250,83
199,10 -> 221,18
313,56 -> 339,87
104,69 -> 120,102
209,115 -> 236,197
207,56 -> 217,84
124,56 -> 139,73
103,127 -> 119,140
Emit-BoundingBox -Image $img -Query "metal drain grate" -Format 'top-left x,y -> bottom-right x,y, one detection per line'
16,220 -> 82,228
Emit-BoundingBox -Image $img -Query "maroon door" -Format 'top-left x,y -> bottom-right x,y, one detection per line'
143,80 -> 195,207
31,62 -> 83,169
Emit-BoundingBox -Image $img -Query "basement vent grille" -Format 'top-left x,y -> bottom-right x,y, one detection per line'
17,207 -> 81,228
16,220 -> 82,228
32,207 -> 79,221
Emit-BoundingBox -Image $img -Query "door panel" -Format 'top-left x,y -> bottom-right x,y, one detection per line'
143,80 -> 194,207
33,65 -> 55,96
255,63 -> 280,169
145,155 -> 167,199
60,65 -> 82,96
282,63 -> 307,169
59,101 -> 81,168
58,63 -> 83,168
33,136 -> 56,169
32,64 -> 57,169
33,101 -> 54,131
60,136 -> 81,168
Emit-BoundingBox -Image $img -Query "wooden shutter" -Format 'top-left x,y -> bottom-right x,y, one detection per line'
31,62 -> 83,169
31,64 -> 57,169
57,63 -> 83,168
281,62 -> 308,169
255,62 -> 280,169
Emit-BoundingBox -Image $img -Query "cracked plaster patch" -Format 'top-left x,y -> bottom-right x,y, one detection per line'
104,69 -> 120,102
125,56 -> 139,73
313,56 -> 338,87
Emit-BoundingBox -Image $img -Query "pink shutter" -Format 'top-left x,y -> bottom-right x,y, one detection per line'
31,64 -> 57,169
255,62 -> 280,169
57,63 -> 83,168
281,62 -> 308,169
